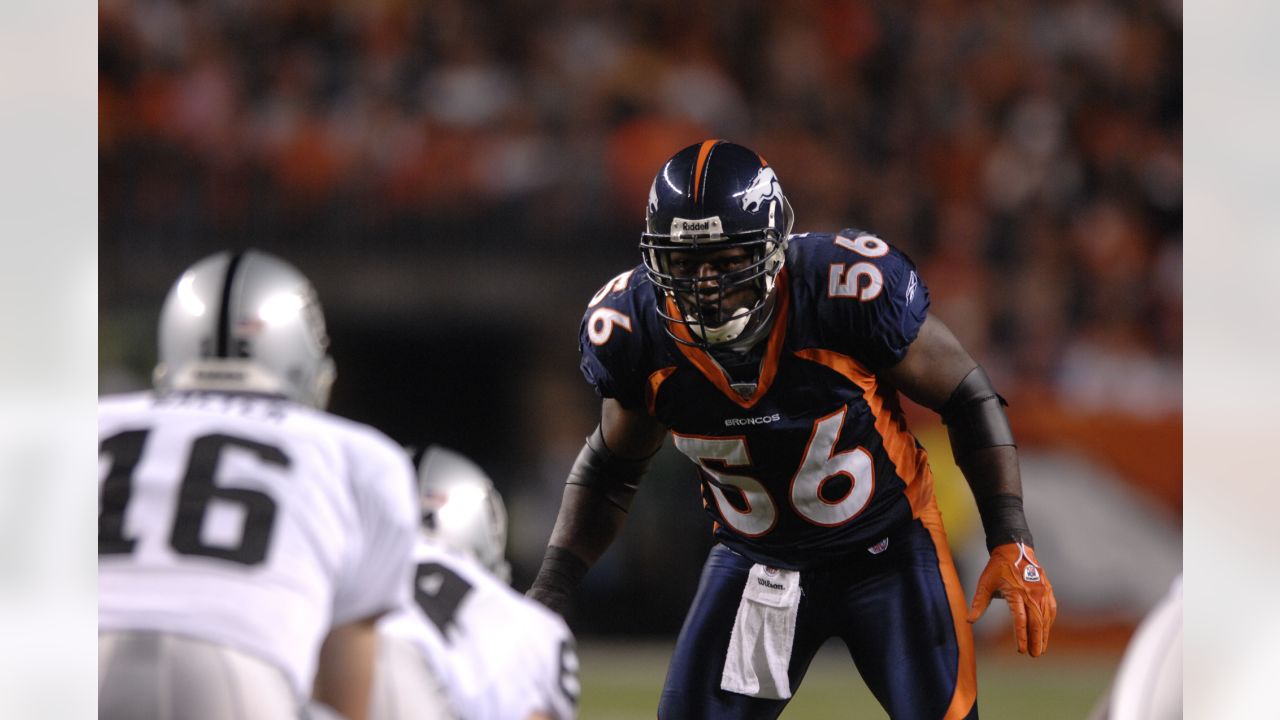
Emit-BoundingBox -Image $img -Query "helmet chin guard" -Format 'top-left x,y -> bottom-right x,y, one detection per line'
641,140 -> 794,349
685,307 -> 751,345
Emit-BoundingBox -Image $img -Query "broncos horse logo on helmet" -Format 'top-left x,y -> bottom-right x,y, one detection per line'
740,166 -> 782,214
641,139 -> 795,349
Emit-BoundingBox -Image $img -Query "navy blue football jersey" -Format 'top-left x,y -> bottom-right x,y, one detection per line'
580,231 -> 935,569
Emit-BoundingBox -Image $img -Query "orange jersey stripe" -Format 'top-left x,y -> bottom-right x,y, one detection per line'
690,139 -> 721,202
665,268 -> 792,410
645,366 -> 678,416
792,347 -> 934,516
918,497 -> 978,719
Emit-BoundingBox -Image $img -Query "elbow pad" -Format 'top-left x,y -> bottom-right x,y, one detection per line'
564,425 -> 654,513
940,365 -> 1015,464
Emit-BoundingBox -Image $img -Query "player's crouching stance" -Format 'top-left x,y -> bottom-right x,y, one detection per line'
98,250 -> 419,720
372,446 -> 579,720
528,140 -> 1058,719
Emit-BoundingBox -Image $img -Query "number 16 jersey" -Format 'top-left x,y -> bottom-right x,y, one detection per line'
97,391 -> 419,699
580,231 -> 936,570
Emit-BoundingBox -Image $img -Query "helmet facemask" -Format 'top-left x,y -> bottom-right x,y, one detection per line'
642,228 -> 786,349
642,194 -> 793,350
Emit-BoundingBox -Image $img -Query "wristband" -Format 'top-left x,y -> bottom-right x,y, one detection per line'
977,493 -> 1034,551
527,546 -> 589,616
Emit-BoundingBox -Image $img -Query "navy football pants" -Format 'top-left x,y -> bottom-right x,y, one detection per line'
658,504 -> 977,720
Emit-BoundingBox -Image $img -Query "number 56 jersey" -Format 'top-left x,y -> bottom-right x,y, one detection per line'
580,231 -> 936,570
97,391 -> 419,699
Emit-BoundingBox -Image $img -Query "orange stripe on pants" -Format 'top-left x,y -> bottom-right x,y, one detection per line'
918,496 -> 978,719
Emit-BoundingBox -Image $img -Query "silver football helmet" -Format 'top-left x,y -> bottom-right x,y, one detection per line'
152,249 -> 336,408
417,445 -> 511,584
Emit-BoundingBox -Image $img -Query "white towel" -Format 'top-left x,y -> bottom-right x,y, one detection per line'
719,563 -> 802,699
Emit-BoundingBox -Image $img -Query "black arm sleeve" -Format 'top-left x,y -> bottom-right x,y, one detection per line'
527,426 -> 657,615
563,425 -> 651,512
940,365 -> 1015,459
940,366 -> 1033,550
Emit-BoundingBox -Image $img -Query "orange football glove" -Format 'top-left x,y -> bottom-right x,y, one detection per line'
966,542 -> 1057,657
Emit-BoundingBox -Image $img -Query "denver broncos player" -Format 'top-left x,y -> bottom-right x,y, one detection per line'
528,140 -> 1058,719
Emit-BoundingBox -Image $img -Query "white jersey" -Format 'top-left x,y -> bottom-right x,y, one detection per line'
374,541 -> 580,720
98,391 -> 419,699
1106,574 -> 1182,720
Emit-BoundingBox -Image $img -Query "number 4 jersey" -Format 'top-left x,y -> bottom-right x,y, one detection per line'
97,391 -> 419,700
580,231 -> 935,570
374,541 -> 579,720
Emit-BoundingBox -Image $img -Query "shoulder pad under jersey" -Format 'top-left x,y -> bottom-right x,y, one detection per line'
784,230 -> 930,369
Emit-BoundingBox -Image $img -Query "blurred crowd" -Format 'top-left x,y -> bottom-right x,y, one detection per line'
99,0 -> 1181,416
99,0 -> 1182,633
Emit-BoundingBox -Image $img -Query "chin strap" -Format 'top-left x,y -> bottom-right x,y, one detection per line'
705,289 -> 779,352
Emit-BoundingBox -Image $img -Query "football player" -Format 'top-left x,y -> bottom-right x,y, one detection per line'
372,446 -> 579,720
98,250 -> 419,720
528,140 -> 1058,719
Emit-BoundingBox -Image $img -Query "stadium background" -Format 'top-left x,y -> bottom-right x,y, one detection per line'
98,0 -> 1181,715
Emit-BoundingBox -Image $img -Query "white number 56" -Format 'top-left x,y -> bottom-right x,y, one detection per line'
673,407 -> 875,536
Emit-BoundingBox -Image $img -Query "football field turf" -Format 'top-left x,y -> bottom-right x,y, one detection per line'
578,639 -> 1120,718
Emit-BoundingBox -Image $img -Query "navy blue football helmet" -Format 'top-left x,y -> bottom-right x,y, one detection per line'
641,139 -> 794,348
